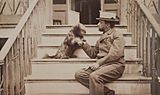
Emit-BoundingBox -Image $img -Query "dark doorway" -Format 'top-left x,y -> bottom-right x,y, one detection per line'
0,38 -> 8,51
75,0 -> 100,24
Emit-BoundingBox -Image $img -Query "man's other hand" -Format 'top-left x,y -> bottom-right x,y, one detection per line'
89,63 -> 100,71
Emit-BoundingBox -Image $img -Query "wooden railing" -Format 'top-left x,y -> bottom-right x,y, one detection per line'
127,0 -> 160,77
0,0 -> 46,94
0,0 -> 28,14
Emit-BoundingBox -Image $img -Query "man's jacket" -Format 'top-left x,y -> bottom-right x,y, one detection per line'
82,28 -> 125,66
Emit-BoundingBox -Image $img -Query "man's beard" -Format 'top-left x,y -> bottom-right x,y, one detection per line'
99,27 -> 104,31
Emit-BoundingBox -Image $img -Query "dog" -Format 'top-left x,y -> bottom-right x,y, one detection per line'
43,23 -> 86,59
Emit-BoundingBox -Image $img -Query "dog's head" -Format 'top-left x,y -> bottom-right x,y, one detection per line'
71,23 -> 86,38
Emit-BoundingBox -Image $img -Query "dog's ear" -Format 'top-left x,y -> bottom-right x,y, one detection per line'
72,24 -> 81,37
72,23 -> 86,38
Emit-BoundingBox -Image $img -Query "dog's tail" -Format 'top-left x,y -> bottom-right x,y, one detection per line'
42,54 -> 56,59
42,54 -> 70,59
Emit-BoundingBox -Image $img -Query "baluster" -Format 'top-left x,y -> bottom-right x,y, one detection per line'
2,57 -> 8,95
151,29 -> 158,95
15,38 -> 20,95
0,61 -> 3,94
156,36 -> 160,76
150,29 -> 156,77
9,47 -> 14,95
146,26 -> 151,76
19,32 -> 25,95
142,19 -> 149,76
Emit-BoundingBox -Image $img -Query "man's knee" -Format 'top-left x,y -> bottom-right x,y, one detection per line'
75,70 -> 85,80
75,71 -> 81,80
89,72 -> 100,82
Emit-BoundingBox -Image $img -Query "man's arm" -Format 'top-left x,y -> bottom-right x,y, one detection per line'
82,41 -> 99,59
97,32 -> 125,66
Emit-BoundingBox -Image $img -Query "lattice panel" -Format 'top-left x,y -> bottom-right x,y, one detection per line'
0,0 -> 29,14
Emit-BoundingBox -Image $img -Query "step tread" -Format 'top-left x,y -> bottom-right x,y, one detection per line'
0,23 -> 17,28
37,44 -> 137,47
25,76 -> 151,94
37,44 -> 138,59
30,61 -> 143,77
46,25 -> 127,28
32,58 -> 96,62
25,74 -> 151,82
45,25 -> 128,35
25,93 -> 89,95
44,27 -> 130,36
42,31 -> 131,35
32,58 -> 142,63
42,29 -> 132,36
25,94 -> 150,95
0,22 -> 18,25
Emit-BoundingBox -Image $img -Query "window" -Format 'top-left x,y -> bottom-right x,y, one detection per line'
53,0 -> 66,4
104,0 -> 117,3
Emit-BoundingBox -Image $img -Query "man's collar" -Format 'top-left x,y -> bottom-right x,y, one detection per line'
99,28 -> 115,42
104,28 -> 115,35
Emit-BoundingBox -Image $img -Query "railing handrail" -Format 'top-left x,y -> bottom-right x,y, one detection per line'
136,0 -> 160,37
0,0 -> 39,61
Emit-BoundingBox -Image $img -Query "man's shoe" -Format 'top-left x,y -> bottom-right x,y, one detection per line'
105,90 -> 115,95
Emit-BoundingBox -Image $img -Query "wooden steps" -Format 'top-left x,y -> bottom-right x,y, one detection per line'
37,45 -> 137,60
41,32 -> 132,46
25,93 -> 151,95
25,81 -> 150,95
30,59 -> 143,77
44,26 -> 132,45
45,25 -> 128,34
25,93 -> 89,95
25,25 -> 151,95
24,58 -> 151,95
38,25 -> 136,59
25,73 -> 151,95
26,58 -> 143,81
46,25 -> 127,28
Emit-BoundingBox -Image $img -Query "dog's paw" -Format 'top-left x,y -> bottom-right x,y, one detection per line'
71,55 -> 77,58
42,54 -> 50,59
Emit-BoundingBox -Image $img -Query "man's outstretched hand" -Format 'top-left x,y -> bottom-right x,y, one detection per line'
72,38 -> 86,46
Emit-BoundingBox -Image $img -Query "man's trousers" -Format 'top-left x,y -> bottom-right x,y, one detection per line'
75,63 -> 125,95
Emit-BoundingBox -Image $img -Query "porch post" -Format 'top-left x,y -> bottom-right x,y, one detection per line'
101,0 -> 104,11
120,0 -> 127,25
66,0 -> 70,24
45,0 -> 53,25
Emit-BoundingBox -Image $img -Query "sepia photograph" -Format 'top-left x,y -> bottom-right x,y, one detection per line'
0,0 -> 160,95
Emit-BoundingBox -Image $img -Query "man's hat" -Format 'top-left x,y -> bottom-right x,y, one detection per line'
96,11 -> 119,24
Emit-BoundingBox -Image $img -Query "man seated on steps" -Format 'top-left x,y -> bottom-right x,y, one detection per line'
74,12 -> 125,95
